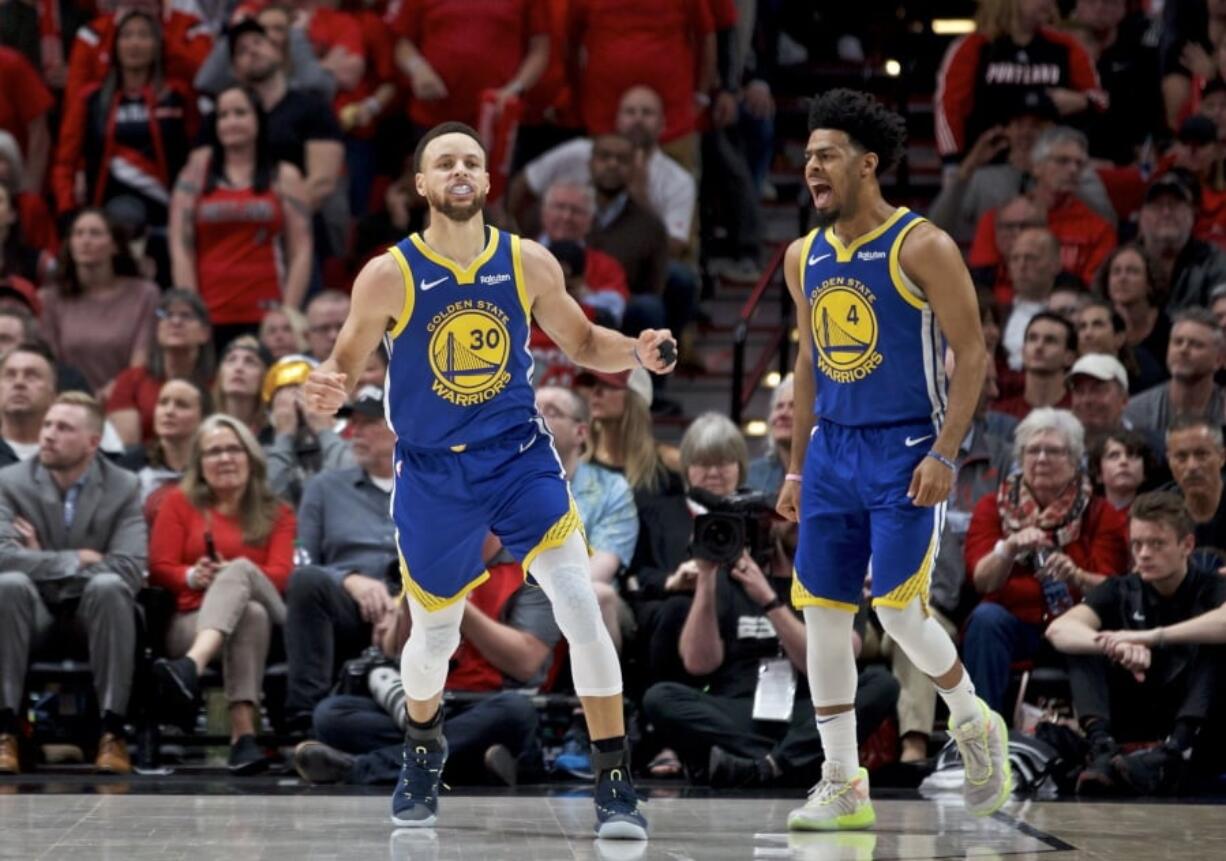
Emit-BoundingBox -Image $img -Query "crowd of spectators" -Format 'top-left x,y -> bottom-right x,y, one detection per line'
0,0 -> 1225,801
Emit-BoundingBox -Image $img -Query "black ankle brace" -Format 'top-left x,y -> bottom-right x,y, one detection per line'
591,737 -> 629,774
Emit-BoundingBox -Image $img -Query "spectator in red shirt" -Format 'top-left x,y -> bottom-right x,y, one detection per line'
963,407 -> 1130,713
53,10 -> 198,285
567,0 -> 715,172
392,0 -> 550,131
168,84 -> 312,350
0,133 -> 58,265
0,46 -> 52,193
65,0 -> 211,107
150,413 -> 295,774
0,181 -> 48,288
106,289 -> 214,446
1165,115 -> 1226,249
992,311 -> 1077,420
969,195 -> 1047,305
934,0 -> 1103,161
970,127 -> 1116,290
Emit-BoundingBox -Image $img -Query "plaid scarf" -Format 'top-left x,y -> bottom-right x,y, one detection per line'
996,471 -> 1093,549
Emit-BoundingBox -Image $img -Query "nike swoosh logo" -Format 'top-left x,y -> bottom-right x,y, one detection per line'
519,435 -> 537,454
421,276 -> 449,291
904,434 -> 933,447
1132,611 -> 1145,621
809,253 -> 831,265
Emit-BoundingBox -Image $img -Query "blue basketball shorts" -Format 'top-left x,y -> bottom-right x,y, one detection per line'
391,418 -> 582,611
792,419 -> 946,613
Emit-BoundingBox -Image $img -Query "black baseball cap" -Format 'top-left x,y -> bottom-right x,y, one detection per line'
227,17 -> 267,54
341,385 -> 385,419
1178,114 -> 1218,146
1145,170 -> 1200,207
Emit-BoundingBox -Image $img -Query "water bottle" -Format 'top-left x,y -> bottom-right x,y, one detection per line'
1035,548 -> 1074,618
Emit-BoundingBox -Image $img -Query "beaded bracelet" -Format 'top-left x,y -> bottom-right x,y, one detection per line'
925,451 -> 957,472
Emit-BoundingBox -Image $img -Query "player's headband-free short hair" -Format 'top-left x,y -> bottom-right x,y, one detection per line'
413,122 -> 487,173
807,88 -> 908,175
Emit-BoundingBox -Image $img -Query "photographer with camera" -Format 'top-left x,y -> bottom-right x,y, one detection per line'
282,385 -> 400,733
640,413 -> 899,786
965,408 -> 1130,715
292,534 -> 561,788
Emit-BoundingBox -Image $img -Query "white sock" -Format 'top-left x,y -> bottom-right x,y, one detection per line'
816,709 -> 859,777
937,669 -> 981,727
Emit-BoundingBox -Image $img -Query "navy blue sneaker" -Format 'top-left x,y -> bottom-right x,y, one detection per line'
391,736 -> 448,827
593,766 -> 648,840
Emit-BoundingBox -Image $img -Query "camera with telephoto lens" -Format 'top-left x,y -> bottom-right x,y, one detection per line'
688,487 -> 779,565
338,645 -> 396,696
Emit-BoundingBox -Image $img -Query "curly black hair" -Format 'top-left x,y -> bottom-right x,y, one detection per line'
807,89 -> 908,175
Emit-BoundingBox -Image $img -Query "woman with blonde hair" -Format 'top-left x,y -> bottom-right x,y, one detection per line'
583,368 -> 670,494
150,413 -> 296,774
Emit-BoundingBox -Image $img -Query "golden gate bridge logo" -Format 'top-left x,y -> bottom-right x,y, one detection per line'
428,308 -> 512,400
811,283 -> 881,380
435,331 -> 501,383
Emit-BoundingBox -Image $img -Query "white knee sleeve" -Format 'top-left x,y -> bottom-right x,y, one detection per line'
400,596 -> 463,701
529,531 -> 622,697
875,598 -> 957,678
803,606 -> 859,708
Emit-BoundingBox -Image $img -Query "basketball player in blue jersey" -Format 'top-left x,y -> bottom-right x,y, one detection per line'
303,122 -> 674,840
776,89 -> 1011,831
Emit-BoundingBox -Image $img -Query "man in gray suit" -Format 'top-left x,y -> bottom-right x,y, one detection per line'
0,392 -> 148,775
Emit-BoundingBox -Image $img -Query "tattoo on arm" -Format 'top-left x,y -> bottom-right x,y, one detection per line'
281,193 -> 310,219
175,178 -> 200,195
181,220 -> 195,251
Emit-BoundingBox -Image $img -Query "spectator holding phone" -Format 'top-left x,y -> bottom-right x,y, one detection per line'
149,413 -> 295,774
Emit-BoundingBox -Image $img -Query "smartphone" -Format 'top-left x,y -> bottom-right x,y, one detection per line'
204,531 -> 219,562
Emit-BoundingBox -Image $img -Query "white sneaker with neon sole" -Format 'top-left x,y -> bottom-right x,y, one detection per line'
950,698 -> 1013,817
787,761 -> 876,832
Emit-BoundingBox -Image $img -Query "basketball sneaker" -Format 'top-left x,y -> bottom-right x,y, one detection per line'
391,736 -> 448,827
949,699 -> 1012,817
787,761 -> 876,831
593,766 -> 648,839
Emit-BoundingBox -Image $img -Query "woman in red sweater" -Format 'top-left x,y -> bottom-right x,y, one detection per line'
963,407 -> 1129,715
150,413 -> 296,774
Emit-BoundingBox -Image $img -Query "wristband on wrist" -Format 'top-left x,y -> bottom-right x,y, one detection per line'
186,565 -> 199,589
992,539 -> 1014,561
784,472 -> 803,484
925,450 -> 956,472
760,596 -> 784,613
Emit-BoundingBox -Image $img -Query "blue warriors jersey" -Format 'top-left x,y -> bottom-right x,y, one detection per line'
801,207 -> 948,428
383,226 -> 536,450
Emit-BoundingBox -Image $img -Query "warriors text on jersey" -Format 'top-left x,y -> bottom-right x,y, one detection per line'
800,207 -> 947,429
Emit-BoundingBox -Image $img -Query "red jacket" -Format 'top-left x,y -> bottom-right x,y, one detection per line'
149,487 -> 296,613
935,27 -> 1100,158
65,7 -> 211,107
969,195 -> 1116,288
52,78 -> 197,214
964,492 -> 1129,626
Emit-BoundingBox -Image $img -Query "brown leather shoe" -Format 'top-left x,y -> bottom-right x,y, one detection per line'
95,733 -> 131,775
0,733 -> 19,774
